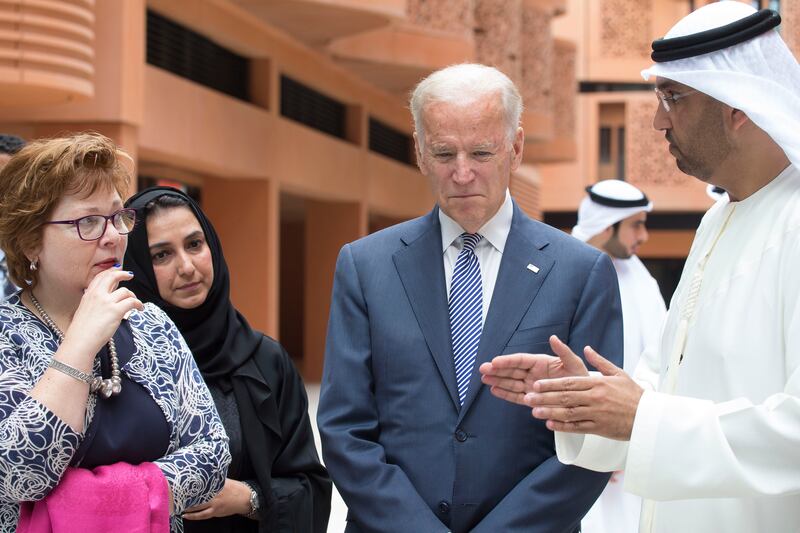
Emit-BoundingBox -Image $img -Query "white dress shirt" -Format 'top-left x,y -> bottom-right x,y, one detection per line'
439,190 -> 513,325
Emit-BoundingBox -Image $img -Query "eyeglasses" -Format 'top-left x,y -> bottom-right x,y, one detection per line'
45,208 -> 137,241
654,87 -> 698,113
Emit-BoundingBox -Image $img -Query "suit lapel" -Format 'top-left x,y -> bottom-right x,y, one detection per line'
393,209 -> 460,410
458,205 -> 554,418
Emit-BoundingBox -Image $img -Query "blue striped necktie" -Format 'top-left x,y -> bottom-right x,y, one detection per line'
449,232 -> 483,406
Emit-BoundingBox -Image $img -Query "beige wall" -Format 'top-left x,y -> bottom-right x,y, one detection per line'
0,0 -> 578,379
8,0 -> 787,377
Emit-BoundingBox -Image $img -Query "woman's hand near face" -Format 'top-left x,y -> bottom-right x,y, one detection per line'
181,478 -> 253,520
30,268 -> 144,433
30,266 -> 144,432
63,266 -> 143,357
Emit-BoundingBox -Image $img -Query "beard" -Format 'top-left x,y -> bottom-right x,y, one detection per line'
666,104 -> 732,181
603,234 -> 633,260
668,133 -> 714,181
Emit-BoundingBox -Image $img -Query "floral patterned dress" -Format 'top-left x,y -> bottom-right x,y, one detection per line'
0,296 -> 231,531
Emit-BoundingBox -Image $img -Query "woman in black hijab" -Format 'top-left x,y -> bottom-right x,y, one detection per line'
123,186 -> 330,533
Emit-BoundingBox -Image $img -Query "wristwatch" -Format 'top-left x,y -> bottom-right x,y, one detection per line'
242,481 -> 260,519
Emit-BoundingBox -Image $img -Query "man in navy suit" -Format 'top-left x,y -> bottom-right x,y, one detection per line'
317,63 -> 623,533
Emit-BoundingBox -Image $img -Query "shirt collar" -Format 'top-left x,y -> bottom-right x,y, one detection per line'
439,189 -> 513,253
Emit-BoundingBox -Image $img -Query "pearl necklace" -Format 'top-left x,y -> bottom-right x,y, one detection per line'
29,292 -> 122,398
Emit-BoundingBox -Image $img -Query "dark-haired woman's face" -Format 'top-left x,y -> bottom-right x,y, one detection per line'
146,206 -> 213,309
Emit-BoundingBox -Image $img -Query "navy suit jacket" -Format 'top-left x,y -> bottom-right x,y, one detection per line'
318,203 -> 623,533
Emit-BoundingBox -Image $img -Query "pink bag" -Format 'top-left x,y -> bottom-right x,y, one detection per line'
18,462 -> 170,533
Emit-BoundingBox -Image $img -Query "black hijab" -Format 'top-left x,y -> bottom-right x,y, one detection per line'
123,186 -> 261,384
124,187 -> 331,533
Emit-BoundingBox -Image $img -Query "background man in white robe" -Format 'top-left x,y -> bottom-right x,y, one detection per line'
480,2 -> 800,532
571,180 -> 666,533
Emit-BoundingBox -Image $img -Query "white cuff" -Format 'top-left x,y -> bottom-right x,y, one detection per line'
624,388 -> 665,496
555,431 -> 629,472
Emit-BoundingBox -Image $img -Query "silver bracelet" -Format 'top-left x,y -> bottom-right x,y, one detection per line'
49,358 -> 93,386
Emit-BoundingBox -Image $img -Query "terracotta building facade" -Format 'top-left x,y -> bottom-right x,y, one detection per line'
0,0 -> 794,380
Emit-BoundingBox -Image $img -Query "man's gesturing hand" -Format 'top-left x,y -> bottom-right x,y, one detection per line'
525,344 -> 643,441
479,335 -> 589,406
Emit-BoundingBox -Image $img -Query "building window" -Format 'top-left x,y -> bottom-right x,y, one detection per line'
368,118 -> 413,166
617,127 -> 626,180
146,10 -> 250,102
280,76 -> 347,141
598,103 -> 625,180
599,127 -> 612,163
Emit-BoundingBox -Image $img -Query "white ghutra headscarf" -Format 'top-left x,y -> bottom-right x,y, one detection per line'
572,180 -> 653,242
641,1 -> 800,169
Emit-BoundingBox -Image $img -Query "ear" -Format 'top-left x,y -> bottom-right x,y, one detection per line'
413,131 -> 426,174
23,243 -> 41,265
728,107 -> 750,132
510,127 -> 524,171
587,226 -> 613,249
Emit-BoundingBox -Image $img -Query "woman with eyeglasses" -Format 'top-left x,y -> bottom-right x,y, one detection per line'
0,133 -> 230,532
122,186 -> 331,533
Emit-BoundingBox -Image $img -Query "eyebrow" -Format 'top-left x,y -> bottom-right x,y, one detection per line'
148,241 -> 171,251
148,230 -> 204,251
472,143 -> 497,151
429,144 -> 453,152
67,202 -> 124,216
429,142 -> 498,152
655,81 -> 689,92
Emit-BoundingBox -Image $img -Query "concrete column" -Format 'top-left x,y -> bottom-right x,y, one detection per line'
204,177 -> 279,339
303,199 -> 367,382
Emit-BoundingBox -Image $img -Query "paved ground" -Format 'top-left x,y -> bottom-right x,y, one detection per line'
305,383 -> 348,532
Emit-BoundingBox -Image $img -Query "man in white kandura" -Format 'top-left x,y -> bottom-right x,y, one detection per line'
572,180 -> 666,533
480,3 -> 800,532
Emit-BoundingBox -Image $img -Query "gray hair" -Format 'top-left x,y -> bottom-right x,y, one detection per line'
410,63 -> 523,149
